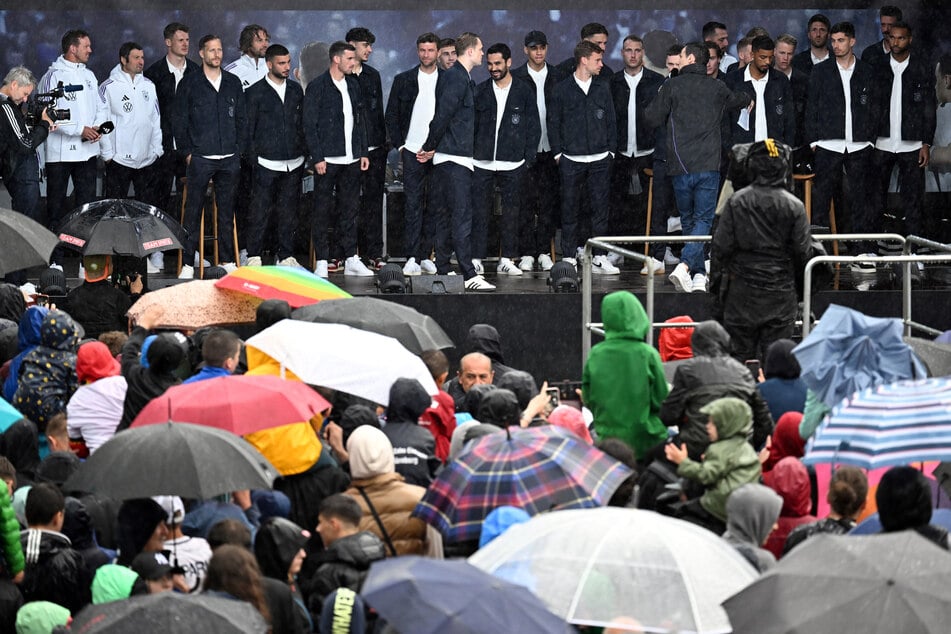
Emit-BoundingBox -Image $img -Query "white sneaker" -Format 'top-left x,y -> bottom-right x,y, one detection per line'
49,263 -> 63,272
420,259 -> 437,275
851,254 -> 877,274
592,255 -> 621,275
464,274 -> 496,292
537,253 -> 554,271
402,257 -> 422,276
220,262 -> 238,273
178,264 -> 195,280
314,260 -> 329,278
497,257 -> 523,276
562,257 -> 577,267
663,247 -> 680,266
705,259 -> 711,276
576,247 -> 585,261
472,259 -> 484,275
518,255 -> 534,271
606,252 -> 624,267
692,273 -> 707,292
246,256 -> 262,267
344,255 -> 374,277
277,256 -> 302,267
239,248 -> 249,266
640,257 -> 664,275
669,263 -> 693,293
193,253 -> 211,268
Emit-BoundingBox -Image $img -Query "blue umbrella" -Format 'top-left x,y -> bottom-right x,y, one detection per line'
0,397 -> 23,433
804,378 -> 951,468
361,556 -> 575,634
794,304 -> 926,409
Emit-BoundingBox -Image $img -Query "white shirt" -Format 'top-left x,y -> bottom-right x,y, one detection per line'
164,536 -> 212,593
166,57 -> 186,89
816,58 -> 872,154
403,68 -> 438,153
527,65 -> 550,152
621,69 -> 652,158
875,56 -> 923,154
257,76 -> 305,172
224,53 -> 267,91
744,66 -> 770,142
562,75 -> 610,164
473,81 -> 525,172
812,50 -> 830,65
325,76 -> 357,165
720,53 -> 738,73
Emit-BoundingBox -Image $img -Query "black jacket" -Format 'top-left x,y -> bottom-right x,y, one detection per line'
722,68 -> 796,148
354,63 -> 386,148
871,53 -> 936,145
422,63 -> 475,156
860,39 -> 889,66
792,50 -> 828,76
262,577 -> 307,634
609,67 -> 664,154
0,94 -> 49,183
117,327 -> 181,430
804,57 -> 876,146
171,70 -> 246,158
381,422 -> 438,487
62,280 -> 131,341
305,531 -> 385,616
20,528 -> 92,614
303,71 -> 367,165
549,73 -> 617,157
245,77 -> 306,162
473,77 -> 540,164
143,56 -> 200,152
787,68 -> 810,148
384,65 -> 441,148
511,61 -> 565,107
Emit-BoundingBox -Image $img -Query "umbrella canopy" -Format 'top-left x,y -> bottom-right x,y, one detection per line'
0,207 -> 59,275
412,425 -> 632,542
70,590 -> 267,633
215,265 -> 350,308
362,556 -> 574,634
0,397 -> 22,433
469,507 -> 757,633
64,421 -> 277,499
904,336 -> 951,378
127,280 -> 261,330
793,304 -> 926,409
56,198 -> 186,257
130,374 -> 331,436
245,320 -> 438,406
804,378 -> 951,469
722,532 -> 951,634
292,297 -> 453,355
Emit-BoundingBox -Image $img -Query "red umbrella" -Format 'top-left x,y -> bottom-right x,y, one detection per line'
130,375 -> 330,436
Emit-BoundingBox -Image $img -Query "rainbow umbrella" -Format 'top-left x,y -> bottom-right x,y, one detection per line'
214,265 -> 350,308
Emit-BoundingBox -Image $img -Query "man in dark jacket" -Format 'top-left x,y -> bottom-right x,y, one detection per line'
244,44 -> 305,268
471,43 -> 540,277
791,14 -> 831,77
63,255 -> 140,340
382,378 -> 438,487
0,66 -> 52,225
556,23 -> 614,78
711,139 -> 811,362
660,320 -> 773,459
860,5 -> 902,66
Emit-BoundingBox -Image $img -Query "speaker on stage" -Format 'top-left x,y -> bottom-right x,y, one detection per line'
410,275 -> 465,294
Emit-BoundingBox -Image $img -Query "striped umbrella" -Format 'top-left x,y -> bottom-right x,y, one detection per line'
214,265 -> 350,308
804,377 -> 951,469
412,425 -> 632,543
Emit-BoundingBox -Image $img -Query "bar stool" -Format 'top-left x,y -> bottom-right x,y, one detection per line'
794,173 -> 838,256
643,167 -> 654,256
177,178 -> 240,279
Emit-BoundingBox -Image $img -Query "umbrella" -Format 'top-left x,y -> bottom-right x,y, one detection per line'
64,421 -> 277,499
215,265 -> 350,308
361,556 -> 574,634
904,336 -> 951,378
56,198 -> 186,257
130,374 -> 331,435
127,280 -> 261,330
70,590 -> 267,633
793,304 -> 926,409
0,397 -> 23,433
803,378 -> 951,469
0,207 -> 59,275
245,320 -> 438,406
469,507 -> 757,633
412,425 -> 632,542
292,296 -> 453,355
722,532 -> 951,634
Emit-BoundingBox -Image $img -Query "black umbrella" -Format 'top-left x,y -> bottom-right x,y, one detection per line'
70,590 -> 268,633
56,198 -> 186,257
0,207 -> 59,275
722,532 -> 951,634
64,421 -> 277,500
292,297 -> 453,355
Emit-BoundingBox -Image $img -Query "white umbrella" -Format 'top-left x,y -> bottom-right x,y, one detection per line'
245,320 -> 438,406
468,507 -> 757,634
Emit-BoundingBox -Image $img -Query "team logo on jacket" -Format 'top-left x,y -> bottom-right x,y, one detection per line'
511,113 -> 520,125
123,102 -> 133,113
369,98 -> 377,110
595,108 -> 605,120
143,92 -> 149,102
228,106 -> 235,117
775,104 -> 784,115
913,91 -> 922,103
859,94 -> 868,105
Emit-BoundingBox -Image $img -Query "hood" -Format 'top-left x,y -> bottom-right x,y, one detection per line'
548,405 -> 593,443
747,138 -> 793,189
478,389 -> 521,428
724,483 -> 783,546
40,310 -> 81,351
465,324 -> 506,364
37,451 -> 80,490
347,425 -> 394,479
699,397 -> 752,440
0,283 -> 25,323
51,55 -> 88,73
1,418 -> 39,484
494,370 -> 537,410
13,600 -> 70,634
18,306 -> 48,351
339,404 -> 382,447
601,291 -> 649,340
763,412 -> 805,472
62,496 -> 96,550
764,339 -> 801,379
254,517 -> 309,580
330,531 -> 387,567
479,506 -> 531,548
108,63 -> 144,86
256,299 -> 291,333
387,378 -> 431,424
691,320 -> 732,357
116,498 -> 167,566
146,332 -> 188,376
763,457 -> 812,517
876,466 -> 932,532
463,383 -> 497,416
658,316 -> 694,361
77,340 -> 121,384
92,564 -> 139,604
245,346 -> 302,380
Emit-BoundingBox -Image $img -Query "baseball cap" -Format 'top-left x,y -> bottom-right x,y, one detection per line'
525,30 -> 548,47
152,495 -> 185,525
131,551 -> 173,581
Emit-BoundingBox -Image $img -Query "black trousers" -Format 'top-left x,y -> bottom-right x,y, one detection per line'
103,160 -> 160,206
357,146 -> 386,259
182,155 -> 240,262
312,161 -> 361,261
519,151 -> 559,256
247,163 -> 302,261
610,153 -> 653,237
873,148 -> 925,238
46,157 -> 98,263
472,165 -> 526,258
432,161 -> 476,279
400,148 -> 435,260
812,146 -> 873,251
559,156 -> 611,257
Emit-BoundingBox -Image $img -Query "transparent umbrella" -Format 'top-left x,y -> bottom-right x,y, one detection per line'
468,507 -> 757,633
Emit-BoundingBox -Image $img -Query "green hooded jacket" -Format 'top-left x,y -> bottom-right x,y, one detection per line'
0,483 -> 23,577
582,292 -> 669,459
677,397 -> 762,521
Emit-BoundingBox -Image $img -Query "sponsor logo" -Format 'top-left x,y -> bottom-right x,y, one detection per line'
142,238 -> 174,249
59,233 -> 86,247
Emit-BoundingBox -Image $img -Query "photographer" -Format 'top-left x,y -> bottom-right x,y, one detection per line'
63,255 -> 143,339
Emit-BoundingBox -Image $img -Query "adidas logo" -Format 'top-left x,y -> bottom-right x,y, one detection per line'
121,95 -> 130,101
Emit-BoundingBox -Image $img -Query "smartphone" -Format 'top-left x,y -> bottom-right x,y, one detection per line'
33,294 -> 49,307
745,359 -> 762,378
546,387 -> 560,409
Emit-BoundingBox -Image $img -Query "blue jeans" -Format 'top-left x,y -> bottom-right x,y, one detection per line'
671,171 -> 719,275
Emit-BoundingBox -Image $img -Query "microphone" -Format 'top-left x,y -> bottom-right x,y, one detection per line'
62,84 -> 84,93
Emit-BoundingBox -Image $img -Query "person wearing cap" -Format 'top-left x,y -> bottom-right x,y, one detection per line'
155,495 -> 211,592
63,254 -> 143,341
130,551 -> 176,593
66,341 -> 127,454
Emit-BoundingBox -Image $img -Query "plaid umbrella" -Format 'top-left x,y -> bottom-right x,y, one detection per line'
412,425 -> 632,542
127,280 -> 261,330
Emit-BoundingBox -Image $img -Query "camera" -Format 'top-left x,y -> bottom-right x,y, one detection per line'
24,81 -> 80,126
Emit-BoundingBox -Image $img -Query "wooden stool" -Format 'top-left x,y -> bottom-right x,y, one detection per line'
177,178 -> 240,279
644,167 -> 654,256
794,173 -> 838,256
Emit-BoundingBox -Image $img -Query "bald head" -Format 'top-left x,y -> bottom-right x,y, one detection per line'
458,352 -> 493,392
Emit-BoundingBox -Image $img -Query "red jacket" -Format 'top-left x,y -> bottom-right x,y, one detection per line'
419,390 -> 456,463
764,457 -> 816,559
